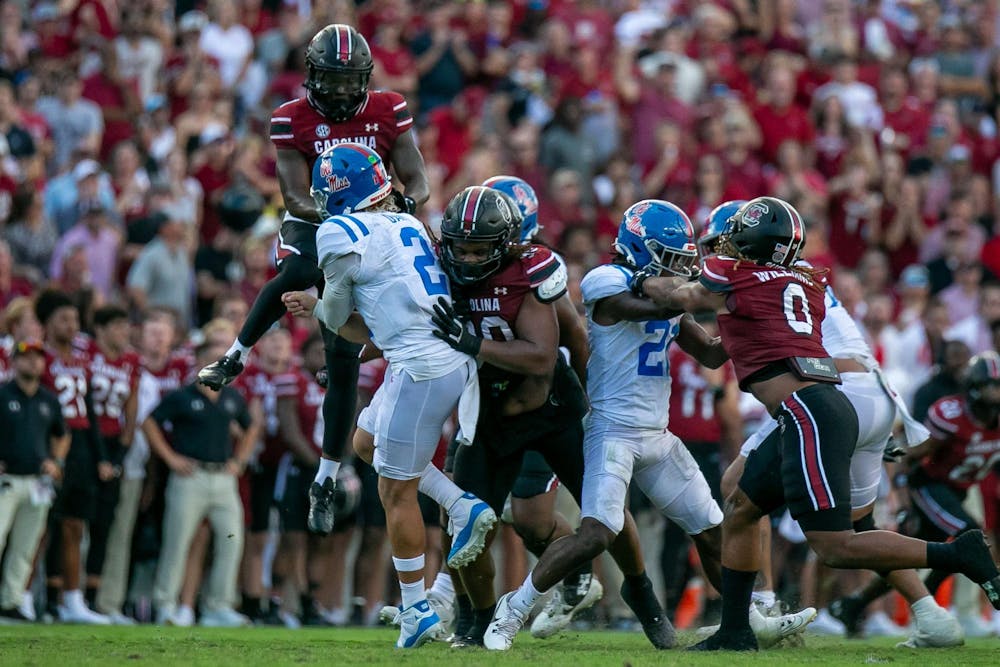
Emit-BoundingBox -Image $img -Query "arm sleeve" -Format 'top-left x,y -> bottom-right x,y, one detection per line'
150,391 -> 178,426
315,252 -> 360,331
269,103 -> 296,150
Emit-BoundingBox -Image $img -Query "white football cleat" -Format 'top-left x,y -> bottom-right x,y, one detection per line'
530,575 -> 603,639
484,592 -> 528,651
379,604 -> 402,626
396,600 -> 442,649
898,605 -> 964,648
426,588 -> 456,637
19,592 -> 36,622
199,608 -> 251,627
446,493 -> 498,568
749,604 -> 817,648
58,596 -> 111,625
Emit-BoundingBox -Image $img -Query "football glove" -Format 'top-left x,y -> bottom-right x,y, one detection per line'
431,297 -> 482,357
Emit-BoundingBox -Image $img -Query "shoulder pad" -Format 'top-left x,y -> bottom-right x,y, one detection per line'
316,214 -> 371,260
522,245 -> 559,288
580,264 -> 632,304
700,256 -> 737,293
534,260 -> 568,303
925,397 -> 963,439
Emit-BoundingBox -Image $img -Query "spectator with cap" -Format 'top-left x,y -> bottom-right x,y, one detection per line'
35,69 -> 103,174
126,205 -> 195,327
44,156 -> 117,235
0,339 -> 69,622
166,11 -> 222,121
143,338 -> 259,628
49,201 -> 122,301
895,264 -> 931,330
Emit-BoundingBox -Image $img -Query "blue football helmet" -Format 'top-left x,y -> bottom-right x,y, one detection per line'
614,200 -> 698,277
699,200 -> 746,258
482,175 -> 539,241
311,142 -> 393,217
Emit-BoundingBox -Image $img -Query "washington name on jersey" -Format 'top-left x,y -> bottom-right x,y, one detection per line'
922,395 -> 1000,489
269,92 -> 413,170
700,255 -> 828,388
581,263 -> 680,431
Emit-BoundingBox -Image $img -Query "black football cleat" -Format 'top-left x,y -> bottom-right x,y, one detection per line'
620,576 -> 676,650
952,530 -> 1000,609
315,366 -> 329,389
829,595 -> 866,638
197,354 -> 244,390
450,632 -> 484,648
307,477 -> 337,535
688,628 -> 758,652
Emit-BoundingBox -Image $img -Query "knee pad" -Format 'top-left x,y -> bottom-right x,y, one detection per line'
852,513 -> 877,533
515,520 -> 557,556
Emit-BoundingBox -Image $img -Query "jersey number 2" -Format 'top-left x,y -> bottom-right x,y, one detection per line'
783,283 -> 813,335
638,321 -> 671,377
400,227 -> 448,296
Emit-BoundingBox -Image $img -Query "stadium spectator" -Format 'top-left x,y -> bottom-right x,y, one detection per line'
126,205 -> 195,327
4,188 -> 59,279
49,201 -> 122,301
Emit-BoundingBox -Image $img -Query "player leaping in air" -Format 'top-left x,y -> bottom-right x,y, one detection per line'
197,24 -> 429,538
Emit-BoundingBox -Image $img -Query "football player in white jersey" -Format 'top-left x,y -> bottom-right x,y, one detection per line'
484,201 -> 815,651
282,143 -> 495,648
697,206 -> 963,649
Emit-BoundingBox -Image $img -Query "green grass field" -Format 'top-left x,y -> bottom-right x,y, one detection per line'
1,626 -> 998,666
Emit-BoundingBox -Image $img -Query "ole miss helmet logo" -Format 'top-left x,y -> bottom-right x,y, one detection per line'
625,201 -> 651,236
512,184 -> 537,216
320,158 -> 351,192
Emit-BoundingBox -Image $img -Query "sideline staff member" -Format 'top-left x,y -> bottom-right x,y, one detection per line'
0,340 -> 69,620
142,340 -> 260,627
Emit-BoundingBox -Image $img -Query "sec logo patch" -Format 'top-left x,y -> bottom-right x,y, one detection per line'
316,124 -> 331,138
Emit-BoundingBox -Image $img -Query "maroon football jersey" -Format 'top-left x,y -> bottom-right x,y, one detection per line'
88,343 -> 142,437
269,91 -> 413,172
232,363 -> 298,467
457,245 -> 564,396
922,395 -> 1000,490
42,344 -> 93,431
281,369 -> 325,457
668,346 -> 736,443
700,255 -> 828,388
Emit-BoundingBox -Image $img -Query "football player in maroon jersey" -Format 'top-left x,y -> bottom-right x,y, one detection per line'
197,24 -> 429,536
828,352 -> 1000,630
35,290 -> 114,624
430,187 -> 658,647
83,305 -> 142,613
632,196 -> 1000,650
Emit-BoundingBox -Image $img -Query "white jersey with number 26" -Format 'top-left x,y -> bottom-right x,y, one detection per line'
581,264 -> 682,431
315,211 -> 468,381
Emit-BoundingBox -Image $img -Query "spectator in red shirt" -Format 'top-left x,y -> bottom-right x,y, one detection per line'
617,57 -> 695,168
752,63 -> 815,165
369,16 -> 418,100
880,65 -> 931,158
192,124 -> 233,245
165,11 -> 222,120
828,163 -> 883,268
82,46 -> 140,162
641,120 -> 695,203
768,139 -> 829,223
812,92 -> 849,180
720,110 -> 766,201
427,87 -> 485,182
241,0 -> 276,37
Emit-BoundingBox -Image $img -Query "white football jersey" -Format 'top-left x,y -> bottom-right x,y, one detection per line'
581,264 -> 681,430
315,211 -> 468,381
822,286 -> 876,367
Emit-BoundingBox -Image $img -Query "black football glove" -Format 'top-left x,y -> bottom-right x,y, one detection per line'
403,195 -> 417,214
629,268 -> 654,298
431,297 -> 482,357
882,437 -> 907,463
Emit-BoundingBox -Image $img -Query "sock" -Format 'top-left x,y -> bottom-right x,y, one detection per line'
314,458 -> 340,485
471,604 -> 496,639
509,572 -> 544,616
226,340 -> 251,361
399,580 -> 424,609
85,587 -> 97,608
418,464 -> 465,511
750,590 -> 775,610
46,585 -> 60,608
393,554 -> 426,609
429,572 -> 455,601
455,594 -> 474,636
242,595 -> 262,618
926,541 -> 952,571
719,568 -> 756,633
910,595 -> 939,619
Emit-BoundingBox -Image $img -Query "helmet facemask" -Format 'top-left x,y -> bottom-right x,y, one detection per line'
645,237 -> 699,278
305,63 -> 371,122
